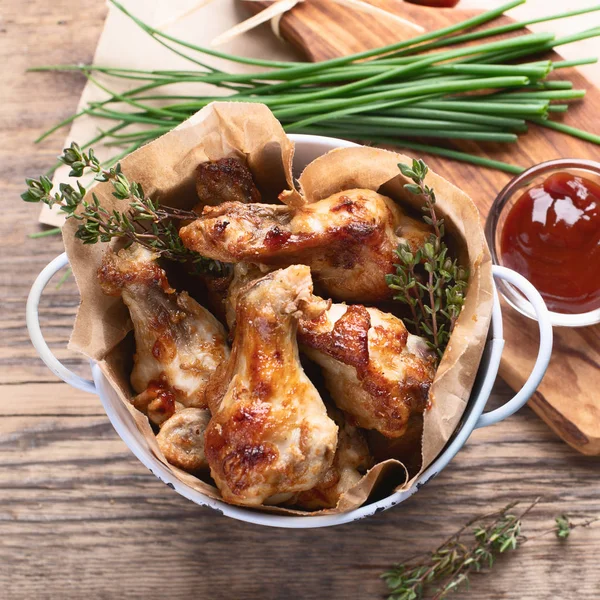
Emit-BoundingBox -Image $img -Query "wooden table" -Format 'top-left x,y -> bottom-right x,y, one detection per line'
1,2 -> 599,598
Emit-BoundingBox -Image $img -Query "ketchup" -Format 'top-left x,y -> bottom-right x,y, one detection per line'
500,172 -> 600,314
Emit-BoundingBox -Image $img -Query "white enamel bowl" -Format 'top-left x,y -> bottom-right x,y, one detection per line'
27,134 -> 553,528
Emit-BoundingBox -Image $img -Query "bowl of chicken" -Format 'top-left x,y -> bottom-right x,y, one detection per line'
27,133 -> 553,528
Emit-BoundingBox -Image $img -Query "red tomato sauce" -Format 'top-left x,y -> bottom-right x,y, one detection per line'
500,172 -> 600,314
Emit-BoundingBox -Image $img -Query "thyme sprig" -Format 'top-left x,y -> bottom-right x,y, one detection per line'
386,159 -> 468,358
22,143 -> 225,274
382,499 -> 600,600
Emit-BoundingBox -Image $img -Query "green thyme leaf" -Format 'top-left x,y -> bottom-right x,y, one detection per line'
22,142 -> 227,276
387,160 -> 469,358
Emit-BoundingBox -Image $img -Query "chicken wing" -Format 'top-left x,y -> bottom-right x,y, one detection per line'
204,265 -> 338,506
179,188 -> 431,303
225,262 -> 435,439
299,304 -> 436,438
291,405 -> 372,510
98,244 -> 229,426
157,408 -> 211,473
195,157 -> 261,207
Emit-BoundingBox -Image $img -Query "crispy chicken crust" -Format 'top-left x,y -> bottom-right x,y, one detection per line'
299,304 -> 436,438
179,188 -> 431,303
204,265 -> 338,506
226,262 -> 436,439
98,244 -> 229,426
195,157 -> 261,206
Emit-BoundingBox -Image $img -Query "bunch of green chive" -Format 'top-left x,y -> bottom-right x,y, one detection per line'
31,0 -> 600,176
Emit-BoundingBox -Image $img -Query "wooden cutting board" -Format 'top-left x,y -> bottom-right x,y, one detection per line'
245,0 -> 600,454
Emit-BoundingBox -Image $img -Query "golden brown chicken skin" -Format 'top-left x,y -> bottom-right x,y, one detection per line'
156,408 -> 211,474
204,265 -> 338,506
179,188 -> 431,303
299,303 -> 436,438
224,262 -> 272,331
195,157 -> 261,206
98,244 -> 229,426
291,405 -> 372,510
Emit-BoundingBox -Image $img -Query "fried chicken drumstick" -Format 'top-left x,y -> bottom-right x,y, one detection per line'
299,303 -> 436,439
180,188 -> 431,303
204,265 -> 338,506
98,244 -> 229,426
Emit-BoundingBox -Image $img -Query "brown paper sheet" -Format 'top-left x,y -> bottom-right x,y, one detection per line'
64,102 -> 493,515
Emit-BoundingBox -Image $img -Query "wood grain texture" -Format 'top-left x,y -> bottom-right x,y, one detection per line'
249,0 -> 482,60
245,0 -> 600,455
1,2 -> 600,599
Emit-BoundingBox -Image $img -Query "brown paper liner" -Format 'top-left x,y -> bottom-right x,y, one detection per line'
64,102 -> 493,516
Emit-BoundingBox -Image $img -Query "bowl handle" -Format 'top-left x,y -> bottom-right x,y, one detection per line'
474,265 -> 553,429
27,256 -> 553,415
26,252 -> 97,394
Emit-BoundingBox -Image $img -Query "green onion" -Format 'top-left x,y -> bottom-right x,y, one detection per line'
383,6 -> 600,59
373,32 -> 555,67
291,130 -> 525,175
529,118 -> 600,145
378,107 -> 527,131
277,76 -> 530,123
472,27 -> 600,65
313,123 -> 518,143
328,115 -> 516,133
427,63 -> 551,79
491,90 -> 586,100
418,100 -> 549,116
551,58 -> 598,69
365,139 -> 526,175
28,227 -> 62,239
29,0 -> 600,176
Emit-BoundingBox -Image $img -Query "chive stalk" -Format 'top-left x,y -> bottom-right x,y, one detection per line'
27,0 -> 600,176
